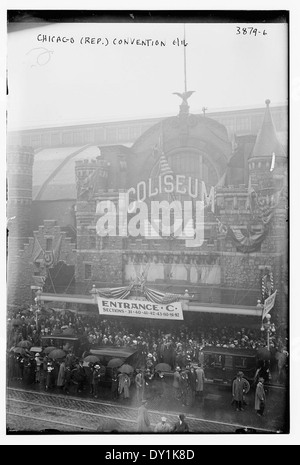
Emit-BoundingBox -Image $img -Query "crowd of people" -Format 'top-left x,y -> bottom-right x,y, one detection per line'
7,305 -> 288,414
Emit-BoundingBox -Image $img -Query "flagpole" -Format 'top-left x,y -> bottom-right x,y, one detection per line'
183,24 -> 187,93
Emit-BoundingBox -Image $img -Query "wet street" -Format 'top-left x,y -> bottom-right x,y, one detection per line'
6,380 -> 288,435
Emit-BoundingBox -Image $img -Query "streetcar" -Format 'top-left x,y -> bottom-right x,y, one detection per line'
201,346 -> 258,385
41,335 -> 89,358
89,346 -> 140,385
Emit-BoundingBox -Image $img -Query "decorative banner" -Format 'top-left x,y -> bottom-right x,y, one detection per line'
262,290 -> 277,320
97,296 -> 184,320
43,251 -> 54,267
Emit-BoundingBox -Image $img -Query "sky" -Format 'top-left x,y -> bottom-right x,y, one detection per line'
7,20 -> 288,129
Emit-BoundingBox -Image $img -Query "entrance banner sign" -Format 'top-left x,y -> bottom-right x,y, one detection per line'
97,297 -> 184,321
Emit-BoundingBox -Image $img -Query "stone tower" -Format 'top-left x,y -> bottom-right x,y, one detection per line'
7,146 -> 34,307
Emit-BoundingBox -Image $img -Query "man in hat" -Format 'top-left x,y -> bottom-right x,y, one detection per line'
137,400 -> 151,433
232,371 -> 250,411
195,363 -> 205,400
154,416 -> 172,433
255,377 -> 266,416
111,369 -> 119,400
173,367 -> 182,401
92,364 -> 102,398
172,414 -> 189,433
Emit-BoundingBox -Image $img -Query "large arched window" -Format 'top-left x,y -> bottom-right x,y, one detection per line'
149,148 -> 219,201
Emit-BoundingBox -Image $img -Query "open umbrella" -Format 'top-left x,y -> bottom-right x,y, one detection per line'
83,355 -> 100,364
48,349 -> 66,360
10,347 -> 30,356
154,363 -> 172,372
118,364 -> 134,374
107,358 -> 124,368
44,346 -> 57,354
30,346 -> 43,353
17,340 -> 32,349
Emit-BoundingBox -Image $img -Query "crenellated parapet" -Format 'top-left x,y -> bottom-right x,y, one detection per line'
75,157 -> 110,200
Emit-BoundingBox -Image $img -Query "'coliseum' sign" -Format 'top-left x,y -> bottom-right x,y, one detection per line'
95,175 -> 215,247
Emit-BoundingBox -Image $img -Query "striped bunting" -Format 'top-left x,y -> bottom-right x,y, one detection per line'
144,286 -> 185,304
95,285 -> 132,300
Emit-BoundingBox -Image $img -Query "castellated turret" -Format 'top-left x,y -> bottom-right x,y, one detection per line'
7,146 -> 34,307
248,99 -> 287,191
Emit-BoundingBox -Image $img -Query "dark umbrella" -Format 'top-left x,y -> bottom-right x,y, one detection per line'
44,346 -> 57,354
21,309 -> 31,316
118,364 -> 134,374
10,347 -> 30,356
62,328 -> 75,336
257,347 -> 271,361
83,355 -> 100,364
107,358 -> 124,368
11,318 -> 23,326
154,363 -> 172,372
17,340 -> 32,349
48,349 -> 66,360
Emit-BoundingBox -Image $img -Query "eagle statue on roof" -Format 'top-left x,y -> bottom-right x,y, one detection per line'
172,90 -> 195,104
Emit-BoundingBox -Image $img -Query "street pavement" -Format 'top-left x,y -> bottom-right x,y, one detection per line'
6,378 -> 288,435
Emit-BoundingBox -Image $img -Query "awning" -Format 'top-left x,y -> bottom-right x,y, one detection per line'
36,292 -> 261,316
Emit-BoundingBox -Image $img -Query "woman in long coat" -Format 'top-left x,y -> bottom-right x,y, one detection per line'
195,364 -> 205,397
123,373 -> 131,399
118,373 -> 131,399
137,400 -> 151,432
255,377 -> 266,416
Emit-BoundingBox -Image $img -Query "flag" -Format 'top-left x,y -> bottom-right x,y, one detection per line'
270,152 -> 276,172
32,275 -> 46,288
215,170 -> 227,188
53,235 -> 63,265
159,153 -> 174,176
216,218 -> 228,235
32,237 -> 44,262
262,290 -> 277,320
245,175 -> 255,210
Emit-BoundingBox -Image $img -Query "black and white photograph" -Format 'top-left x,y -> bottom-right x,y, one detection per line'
3,5 -> 297,446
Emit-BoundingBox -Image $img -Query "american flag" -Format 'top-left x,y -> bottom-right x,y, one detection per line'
159,153 -> 174,177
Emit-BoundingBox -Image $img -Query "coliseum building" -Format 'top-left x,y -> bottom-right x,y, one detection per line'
6,99 -> 288,329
